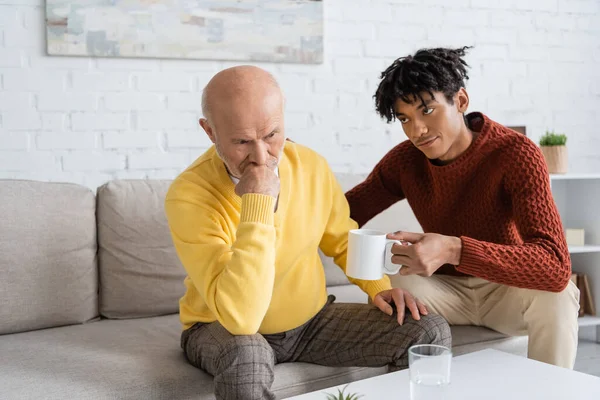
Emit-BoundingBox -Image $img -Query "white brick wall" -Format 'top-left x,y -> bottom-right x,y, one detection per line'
1,0 -> 599,188
104,93 -> 164,111
71,112 -> 130,131
102,131 -> 160,149
38,93 -> 97,111
62,152 -> 126,172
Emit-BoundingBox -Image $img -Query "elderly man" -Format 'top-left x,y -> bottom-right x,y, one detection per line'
164,66 -> 451,400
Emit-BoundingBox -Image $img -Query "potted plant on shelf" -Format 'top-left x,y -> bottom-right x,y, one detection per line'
539,130 -> 568,174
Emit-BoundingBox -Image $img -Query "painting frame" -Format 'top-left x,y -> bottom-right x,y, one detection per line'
45,0 -> 324,64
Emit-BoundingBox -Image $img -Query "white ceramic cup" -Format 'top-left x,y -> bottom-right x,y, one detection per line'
346,229 -> 402,280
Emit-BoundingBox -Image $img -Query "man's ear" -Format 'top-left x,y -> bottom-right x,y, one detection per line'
455,88 -> 469,113
199,118 -> 216,143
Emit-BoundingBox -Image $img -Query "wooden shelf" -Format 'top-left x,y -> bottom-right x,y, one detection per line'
569,245 -> 600,254
550,173 -> 600,181
578,316 -> 600,327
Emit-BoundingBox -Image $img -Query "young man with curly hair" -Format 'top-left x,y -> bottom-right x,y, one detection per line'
346,46 -> 580,369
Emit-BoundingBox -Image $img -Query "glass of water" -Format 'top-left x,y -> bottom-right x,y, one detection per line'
409,344 -> 452,400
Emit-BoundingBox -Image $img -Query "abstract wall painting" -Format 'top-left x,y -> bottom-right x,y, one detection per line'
46,1 -> 324,64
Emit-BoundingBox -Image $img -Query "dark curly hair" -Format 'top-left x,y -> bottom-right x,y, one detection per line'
374,46 -> 472,123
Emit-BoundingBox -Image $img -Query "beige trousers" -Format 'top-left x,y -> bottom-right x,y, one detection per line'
390,273 -> 580,369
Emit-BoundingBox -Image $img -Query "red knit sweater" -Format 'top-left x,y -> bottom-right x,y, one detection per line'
346,112 -> 571,292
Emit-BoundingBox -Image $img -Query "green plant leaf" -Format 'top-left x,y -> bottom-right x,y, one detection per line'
324,384 -> 362,400
540,130 -> 567,146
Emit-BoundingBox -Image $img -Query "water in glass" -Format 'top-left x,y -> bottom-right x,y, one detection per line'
410,373 -> 449,400
409,344 -> 451,400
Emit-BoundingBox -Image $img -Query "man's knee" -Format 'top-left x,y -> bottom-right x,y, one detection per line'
219,334 -> 276,370
387,314 -> 451,372
215,335 -> 276,400
403,313 -> 452,348
525,281 -> 580,324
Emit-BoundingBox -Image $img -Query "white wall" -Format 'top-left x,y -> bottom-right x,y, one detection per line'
0,0 -> 599,189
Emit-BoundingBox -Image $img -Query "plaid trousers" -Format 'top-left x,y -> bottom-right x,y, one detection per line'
181,295 -> 451,400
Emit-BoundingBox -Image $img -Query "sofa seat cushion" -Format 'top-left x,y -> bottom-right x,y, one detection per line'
0,301 -> 528,400
0,308 -> 528,400
0,314 -> 206,400
0,314 -> 392,399
451,324 -> 512,347
451,325 -> 528,357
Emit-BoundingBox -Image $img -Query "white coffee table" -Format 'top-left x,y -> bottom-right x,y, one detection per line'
286,349 -> 600,399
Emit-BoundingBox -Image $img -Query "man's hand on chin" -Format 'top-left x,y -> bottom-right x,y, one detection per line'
372,288 -> 428,325
235,165 -> 280,198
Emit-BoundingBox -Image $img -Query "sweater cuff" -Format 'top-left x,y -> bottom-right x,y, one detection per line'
456,236 -> 486,276
362,276 -> 392,300
240,194 -> 276,225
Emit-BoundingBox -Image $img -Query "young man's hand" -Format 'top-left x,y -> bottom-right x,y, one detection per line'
372,288 -> 428,325
387,231 -> 462,276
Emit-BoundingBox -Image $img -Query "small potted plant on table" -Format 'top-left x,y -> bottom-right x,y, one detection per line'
540,130 -> 568,174
325,384 -> 363,400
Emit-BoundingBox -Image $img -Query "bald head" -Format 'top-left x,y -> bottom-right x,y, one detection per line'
201,65 -> 283,123
198,66 -> 287,179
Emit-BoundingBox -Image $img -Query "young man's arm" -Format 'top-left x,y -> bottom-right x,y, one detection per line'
319,160 -> 392,299
165,185 -> 277,335
457,140 -> 571,292
346,145 -> 406,227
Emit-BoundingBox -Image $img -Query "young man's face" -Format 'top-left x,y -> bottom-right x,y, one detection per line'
393,89 -> 469,161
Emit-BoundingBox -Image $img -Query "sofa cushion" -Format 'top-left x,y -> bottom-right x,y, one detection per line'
97,180 -> 186,319
319,249 -> 351,287
451,324 -> 512,347
451,328 -> 528,357
0,315 -> 213,399
0,180 -> 98,335
327,284 -> 368,303
0,314 -> 387,400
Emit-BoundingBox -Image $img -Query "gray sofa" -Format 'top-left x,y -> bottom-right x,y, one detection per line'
0,176 -> 527,399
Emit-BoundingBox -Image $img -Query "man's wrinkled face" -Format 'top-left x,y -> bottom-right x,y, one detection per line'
202,90 -> 286,178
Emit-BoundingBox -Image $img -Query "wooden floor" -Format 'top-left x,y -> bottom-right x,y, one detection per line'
574,340 -> 600,377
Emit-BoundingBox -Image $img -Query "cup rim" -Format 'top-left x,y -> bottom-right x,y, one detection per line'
349,228 -> 386,236
408,344 -> 452,357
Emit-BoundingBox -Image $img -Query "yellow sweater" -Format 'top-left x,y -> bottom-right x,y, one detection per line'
165,142 -> 391,335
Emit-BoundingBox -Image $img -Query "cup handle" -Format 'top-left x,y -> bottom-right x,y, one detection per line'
384,239 -> 402,275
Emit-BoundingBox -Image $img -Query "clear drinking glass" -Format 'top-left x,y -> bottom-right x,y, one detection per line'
409,344 -> 452,400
